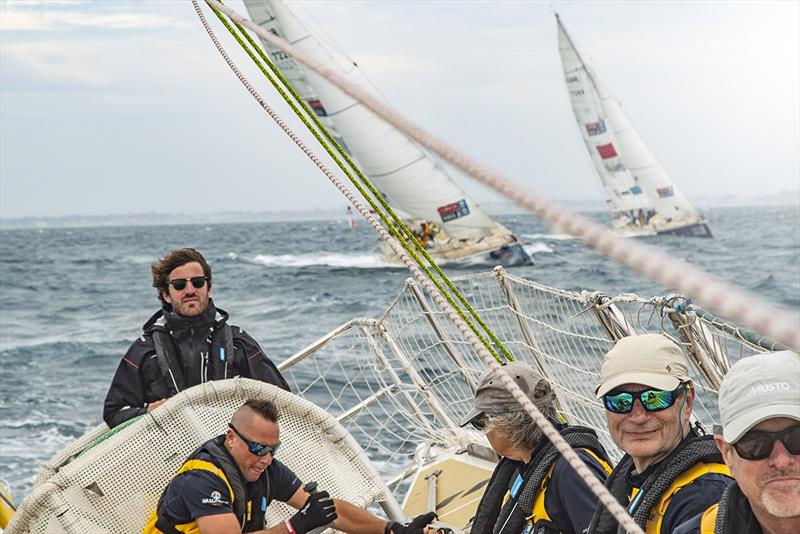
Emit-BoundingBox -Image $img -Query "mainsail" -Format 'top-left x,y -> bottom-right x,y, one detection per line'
556,14 -> 710,236
242,0 -> 505,242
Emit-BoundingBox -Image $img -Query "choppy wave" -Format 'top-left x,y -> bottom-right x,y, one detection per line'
521,233 -> 578,241
251,253 -> 397,269
524,242 -> 555,255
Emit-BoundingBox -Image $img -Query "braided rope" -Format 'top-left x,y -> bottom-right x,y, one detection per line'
204,0 -> 798,352
193,1 -> 644,531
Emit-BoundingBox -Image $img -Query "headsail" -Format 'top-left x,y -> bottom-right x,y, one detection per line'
243,0 -> 503,241
556,14 -> 708,235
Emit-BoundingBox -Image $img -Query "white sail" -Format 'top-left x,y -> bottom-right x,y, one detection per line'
242,0 -> 503,241
556,15 -> 699,222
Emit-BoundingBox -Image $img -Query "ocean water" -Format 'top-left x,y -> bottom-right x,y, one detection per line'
1,205 -> 798,502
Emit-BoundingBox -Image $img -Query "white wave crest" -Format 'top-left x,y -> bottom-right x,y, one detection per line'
524,242 -> 554,255
521,233 -> 577,241
251,253 -> 397,269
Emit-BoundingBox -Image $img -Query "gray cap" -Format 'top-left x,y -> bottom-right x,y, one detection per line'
595,334 -> 691,398
458,362 -> 554,427
718,350 -> 800,444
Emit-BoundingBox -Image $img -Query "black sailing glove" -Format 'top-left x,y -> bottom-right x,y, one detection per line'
385,512 -> 438,534
289,482 -> 338,534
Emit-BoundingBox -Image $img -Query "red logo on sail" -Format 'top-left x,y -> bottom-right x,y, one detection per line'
306,99 -> 328,117
596,143 -> 617,159
585,120 -> 606,136
437,199 -> 470,222
657,186 -> 674,198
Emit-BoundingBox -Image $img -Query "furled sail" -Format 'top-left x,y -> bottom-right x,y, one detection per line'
556,14 -> 700,222
242,0 -> 503,241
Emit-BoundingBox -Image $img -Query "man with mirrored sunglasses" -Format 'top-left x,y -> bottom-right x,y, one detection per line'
144,400 -> 438,534
674,350 -> 800,534
104,248 -> 289,428
586,334 -> 732,534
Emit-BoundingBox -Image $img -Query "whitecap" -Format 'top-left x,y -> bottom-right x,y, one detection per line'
524,242 -> 554,255
251,253 -> 396,269
521,233 -> 577,241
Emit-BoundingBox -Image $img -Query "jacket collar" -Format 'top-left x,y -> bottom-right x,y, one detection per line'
142,299 -> 229,333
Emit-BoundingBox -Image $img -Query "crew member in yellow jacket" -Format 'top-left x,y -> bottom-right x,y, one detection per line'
143,400 -> 436,534
585,334 -> 733,534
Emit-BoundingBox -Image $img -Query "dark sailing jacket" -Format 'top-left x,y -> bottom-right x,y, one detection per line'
585,430 -> 732,534
672,482 -> 764,534
143,435 -> 271,534
103,300 -> 289,428
470,426 -> 611,534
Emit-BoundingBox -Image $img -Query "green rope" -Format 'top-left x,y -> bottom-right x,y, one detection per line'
207,1 -> 514,363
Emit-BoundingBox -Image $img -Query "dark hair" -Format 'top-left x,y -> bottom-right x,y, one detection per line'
244,400 -> 279,423
151,248 -> 212,306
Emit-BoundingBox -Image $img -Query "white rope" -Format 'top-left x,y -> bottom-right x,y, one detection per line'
204,0 -> 798,352
192,2 -> 644,531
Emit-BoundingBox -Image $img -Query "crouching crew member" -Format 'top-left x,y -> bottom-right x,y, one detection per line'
143,400 -> 436,534
461,362 -> 612,534
674,350 -> 800,534
585,334 -> 733,534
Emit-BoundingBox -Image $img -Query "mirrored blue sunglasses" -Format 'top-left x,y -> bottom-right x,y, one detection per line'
228,423 -> 280,457
603,384 -> 686,414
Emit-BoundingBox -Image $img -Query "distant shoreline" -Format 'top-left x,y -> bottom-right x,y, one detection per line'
1,196 -> 797,230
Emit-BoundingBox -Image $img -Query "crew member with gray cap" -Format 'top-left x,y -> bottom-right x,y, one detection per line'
674,350 -> 800,534
461,362 -> 611,534
585,334 -> 732,534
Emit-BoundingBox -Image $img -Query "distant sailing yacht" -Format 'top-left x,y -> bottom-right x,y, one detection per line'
556,14 -> 712,238
241,0 -> 532,265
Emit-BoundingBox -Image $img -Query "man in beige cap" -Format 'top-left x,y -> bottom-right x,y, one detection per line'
585,334 -> 732,534
674,350 -> 800,534
460,362 -> 612,534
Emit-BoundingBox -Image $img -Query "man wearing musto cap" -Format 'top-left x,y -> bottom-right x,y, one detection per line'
461,362 -> 612,534
674,351 -> 800,534
585,334 -> 733,534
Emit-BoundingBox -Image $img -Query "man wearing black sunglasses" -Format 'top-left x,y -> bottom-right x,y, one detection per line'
104,248 -> 289,428
144,400 -> 437,534
674,351 -> 800,534
586,334 -> 732,534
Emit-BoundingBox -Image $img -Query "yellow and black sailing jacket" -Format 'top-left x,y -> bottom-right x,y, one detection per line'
586,434 -> 731,534
142,435 -> 270,534
471,426 -> 612,534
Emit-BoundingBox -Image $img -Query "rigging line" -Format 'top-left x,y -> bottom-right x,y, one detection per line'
212,2 -> 514,363
193,4 -> 642,528
213,6 -> 512,366
207,0 -> 799,351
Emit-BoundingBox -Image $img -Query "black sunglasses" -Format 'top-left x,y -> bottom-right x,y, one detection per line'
732,424 -> 800,461
167,276 -> 208,291
228,423 -> 280,457
470,415 -> 487,431
603,384 -> 687,414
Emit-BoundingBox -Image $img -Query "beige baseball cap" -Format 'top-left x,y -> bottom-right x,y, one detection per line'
717,351 -> 800,444
595,334 -> 691,398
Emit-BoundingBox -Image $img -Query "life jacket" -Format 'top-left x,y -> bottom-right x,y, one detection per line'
699,483 -> 752,534
470,426 -> 611,534
142,436 -> 270,534
586,435 -> 731,534
150,312 -> 235,396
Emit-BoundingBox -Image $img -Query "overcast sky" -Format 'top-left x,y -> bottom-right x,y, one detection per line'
1,0 -> 798,219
